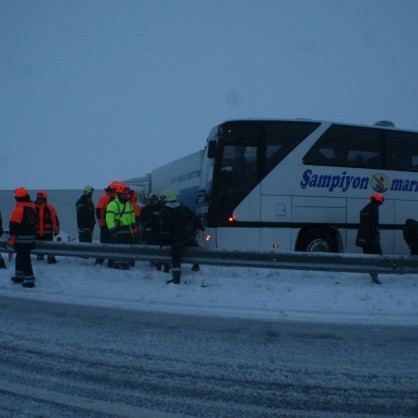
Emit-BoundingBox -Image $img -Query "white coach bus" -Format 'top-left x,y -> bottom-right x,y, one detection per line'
195,119 -> 418,255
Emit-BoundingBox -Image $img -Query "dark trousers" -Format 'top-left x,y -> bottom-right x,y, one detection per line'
363,244 -> 383,284
15,248 -> 35,285
410,242 -> 418,255
170,245 -> 184,281
36,234 -> 56,263
169,238 -> 199,282
110,228 -> 134,270
96,226 -> 110,265
79,231 -> 92,243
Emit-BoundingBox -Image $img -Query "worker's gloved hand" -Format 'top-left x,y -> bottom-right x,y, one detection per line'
109,228 -> 118,241
8,235 -> 15,247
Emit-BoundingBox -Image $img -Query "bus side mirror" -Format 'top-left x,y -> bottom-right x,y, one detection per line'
207,140 -> 217,159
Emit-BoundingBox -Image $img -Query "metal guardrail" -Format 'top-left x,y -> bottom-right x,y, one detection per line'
1,240 -> 417,274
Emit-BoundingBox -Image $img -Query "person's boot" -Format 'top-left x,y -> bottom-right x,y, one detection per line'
167,271 -> 181,285
163,263 -> 170,273
36,255 -> 44,261
191,264 -> 200,272
22,281 -> 35,288
11,276 -> 24,284
47,256 -> 57,264
370,273 -> 382,285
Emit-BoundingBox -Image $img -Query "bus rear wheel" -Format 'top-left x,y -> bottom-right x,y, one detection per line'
296,229 -> 337,253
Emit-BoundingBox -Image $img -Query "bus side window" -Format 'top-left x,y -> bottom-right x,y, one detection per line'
304,125 -> 382,168
303,146 -> 338,165
384,131 -> 418,171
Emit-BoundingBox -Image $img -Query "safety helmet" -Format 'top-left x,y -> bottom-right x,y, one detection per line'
83,185 -> 94,194
371,193 -> 384,205
37,190 -> 48,200
116,183 -> 129,194
148,192 -> 158,201
160,189 -> 177,202
14,187 -> 29,199
109,180 -> 120,190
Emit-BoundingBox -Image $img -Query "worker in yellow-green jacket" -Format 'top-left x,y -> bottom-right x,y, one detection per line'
105,183 -> 136,270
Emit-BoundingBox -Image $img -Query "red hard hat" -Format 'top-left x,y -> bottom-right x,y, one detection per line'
109,180 -> 121,190
15,187 -> 29,198
371,193 -> 384,205
37,190 -> 48,199
116,183 -> 129,194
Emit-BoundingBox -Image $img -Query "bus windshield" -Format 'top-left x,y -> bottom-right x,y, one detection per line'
199,121 -> 320,227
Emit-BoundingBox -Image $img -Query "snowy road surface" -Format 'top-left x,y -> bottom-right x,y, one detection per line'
0,295 -> 417,417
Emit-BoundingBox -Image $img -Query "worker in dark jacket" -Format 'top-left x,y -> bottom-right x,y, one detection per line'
0,210 -> 7,269
8,187 -> 37,288
35,190 -> 60,263
129,189 -> 141,243
140,193 -> 162,244
403,218 -> 418,255
159,189 -> 204,284
355,193 -> 384,284
139,192 -> 168,272
76,185 -> 96,242
95,181 -> 119,265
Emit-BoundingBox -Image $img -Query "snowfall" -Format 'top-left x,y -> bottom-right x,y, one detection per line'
1,252 -> 417,327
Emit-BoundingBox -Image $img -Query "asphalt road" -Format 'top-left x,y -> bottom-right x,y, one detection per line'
0,295 -> 417,417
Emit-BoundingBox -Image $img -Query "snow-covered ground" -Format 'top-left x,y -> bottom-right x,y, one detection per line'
1,255 -> 417,326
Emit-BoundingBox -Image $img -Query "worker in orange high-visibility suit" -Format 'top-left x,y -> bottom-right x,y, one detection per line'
35,190 -> 60,264
0,210 -> 7,268
95,180 -> 119,266
8,187 -> 37,288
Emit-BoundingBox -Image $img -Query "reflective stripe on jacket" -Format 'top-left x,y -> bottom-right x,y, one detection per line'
35,202 -> 60,238
105,197 -> 135,231
9,201 -> 36,248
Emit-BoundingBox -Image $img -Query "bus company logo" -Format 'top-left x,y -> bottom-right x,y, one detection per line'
370,173 -> 389,193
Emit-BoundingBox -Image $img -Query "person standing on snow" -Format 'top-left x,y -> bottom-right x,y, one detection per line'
95,180 -> 119,266
76,185 -> 96,243
35,190 -> 60,264
8,187 -> 37,288
355,193 -> 384,285
105,183 -> 136,270
159,189 -> 204,284
139,192 -> 169,272
0,210 -> 7,269
128,189 -> 141,243
139,193 -> 163,245
403,218 -> 418,255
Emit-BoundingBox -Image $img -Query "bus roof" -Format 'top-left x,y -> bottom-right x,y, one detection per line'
217,118 -> 418,133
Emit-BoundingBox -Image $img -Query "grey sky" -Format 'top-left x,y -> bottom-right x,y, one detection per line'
1,0 -> 417,189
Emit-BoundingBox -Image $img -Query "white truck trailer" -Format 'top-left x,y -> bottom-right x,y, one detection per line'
125,150 -> 204,211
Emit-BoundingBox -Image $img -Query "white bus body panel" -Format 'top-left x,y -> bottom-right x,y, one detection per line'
229,125 -> 418,254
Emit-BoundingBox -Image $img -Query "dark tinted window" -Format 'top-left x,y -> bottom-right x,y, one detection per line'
384,131 -> 418,171
303,125 -> 383,168
264,122 -> 319,173
222,123 -> 260,146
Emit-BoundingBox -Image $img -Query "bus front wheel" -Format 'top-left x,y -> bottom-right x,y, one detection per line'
296,229 -> 337,253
